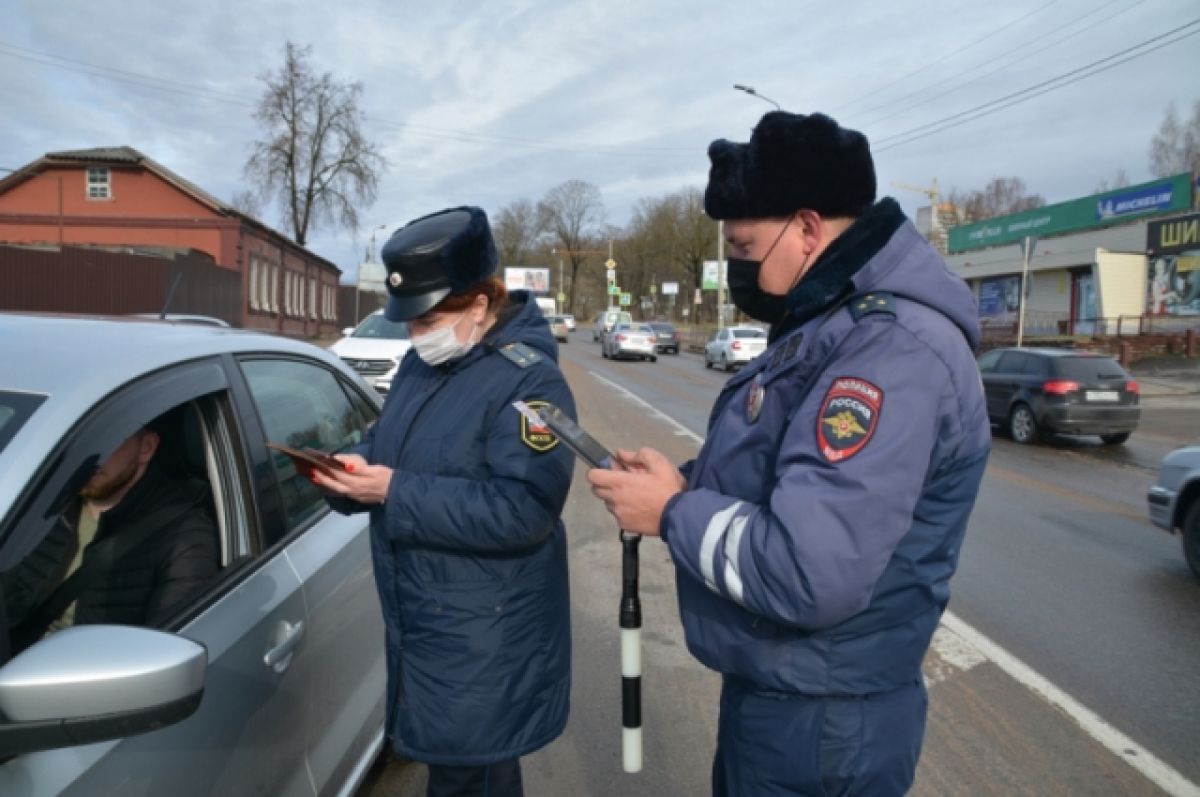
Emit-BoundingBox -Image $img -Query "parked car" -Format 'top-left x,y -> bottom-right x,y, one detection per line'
648,322 -> 680,354
602,322 -> 658,361
976,347 -> 1140,444
0,313 -> 385,796
1147,446 -> 1200,579
547,315 -> 570,343
704,326 -> 767,371
592,310 -> 632,341
561,313 -> 577,332
328,309 -> 411,395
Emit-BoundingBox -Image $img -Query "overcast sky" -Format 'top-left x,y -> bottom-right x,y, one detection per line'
2,0 -> 1197,280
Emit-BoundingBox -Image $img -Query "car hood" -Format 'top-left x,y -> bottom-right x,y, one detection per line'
328,337 -> 411,359
1163,446 -> 1200,468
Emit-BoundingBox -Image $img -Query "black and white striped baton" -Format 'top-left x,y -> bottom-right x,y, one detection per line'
619,529 -> 642,773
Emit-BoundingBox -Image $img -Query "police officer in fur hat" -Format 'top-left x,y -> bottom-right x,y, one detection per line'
314,206 -> 576,797
589,111 -> 991,795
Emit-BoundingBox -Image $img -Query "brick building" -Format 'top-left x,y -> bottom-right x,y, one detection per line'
0,146 -> 342,336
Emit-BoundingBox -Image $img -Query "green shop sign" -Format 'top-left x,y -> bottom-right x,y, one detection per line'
948,172 -> 1193,254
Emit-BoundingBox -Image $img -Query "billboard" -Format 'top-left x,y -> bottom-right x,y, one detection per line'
702,260 -> 727,290
503,267 -> 550,294
1147,211 -> 1200,316
978,275 -> 1021,317
661,281 -> 679,295
949,173 -> 1193,253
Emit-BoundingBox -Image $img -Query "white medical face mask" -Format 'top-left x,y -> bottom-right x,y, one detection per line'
412,311 -> 479,366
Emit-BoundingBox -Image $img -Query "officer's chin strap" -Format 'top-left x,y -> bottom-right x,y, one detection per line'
619,528 -> 643,773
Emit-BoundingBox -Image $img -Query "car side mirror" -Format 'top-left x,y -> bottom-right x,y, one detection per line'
0,626 -> 206,757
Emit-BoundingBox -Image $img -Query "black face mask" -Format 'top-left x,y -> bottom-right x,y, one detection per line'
727,257 -> 787,325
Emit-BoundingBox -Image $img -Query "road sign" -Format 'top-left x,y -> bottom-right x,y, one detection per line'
606,269 -> 616,282
662,281 -> 679,296
608,284 -> 620,296
557,292 -> 566,303
649,284 -> 657,294
606,258 -> 617,269
619,292 -> 632,307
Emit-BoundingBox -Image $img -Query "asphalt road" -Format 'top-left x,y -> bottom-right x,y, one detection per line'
361,332 -> 1200,796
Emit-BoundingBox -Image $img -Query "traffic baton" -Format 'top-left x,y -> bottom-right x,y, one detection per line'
619,529 -> 642,773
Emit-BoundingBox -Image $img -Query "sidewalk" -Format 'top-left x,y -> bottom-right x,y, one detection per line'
1128,356 -> 1200,398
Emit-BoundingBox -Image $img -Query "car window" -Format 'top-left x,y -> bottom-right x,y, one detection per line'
1054,356 -> 1128,381
1020,355 -> 1050,377
636,325 -> 654,335
0,393 -> 232,661
976,350 -> 1002,373
732,328 -> 764,338
240,360 -> 367,531
995,352 -> 1023,372
353,314 -> 409,339
0,392 -> 47,454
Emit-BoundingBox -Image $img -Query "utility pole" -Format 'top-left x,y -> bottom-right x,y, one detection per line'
716,221 -> 725,328
1016,236 -> 1036,347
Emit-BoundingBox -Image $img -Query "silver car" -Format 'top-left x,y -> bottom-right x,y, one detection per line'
602,322 -> 658,361
1147,445 -> 1200,579
0,314 -> 385,795
704,326 -> 768,371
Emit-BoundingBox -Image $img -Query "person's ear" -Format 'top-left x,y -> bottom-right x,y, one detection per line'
793,209 -> 824,254
139,430 -> 160,465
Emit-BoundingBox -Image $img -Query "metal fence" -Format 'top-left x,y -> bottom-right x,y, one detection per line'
980,311 -> 1200,340
0,244 -> 242,324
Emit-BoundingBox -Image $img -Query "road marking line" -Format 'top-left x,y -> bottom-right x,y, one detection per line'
924,624 -> 987,688
941,612 -> 1200,797
589,371 -> 705,443
594,369 -> 1200,797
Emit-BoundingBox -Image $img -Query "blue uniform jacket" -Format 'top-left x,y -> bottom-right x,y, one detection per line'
663,200 -> 991,695
333,292 -> 576,765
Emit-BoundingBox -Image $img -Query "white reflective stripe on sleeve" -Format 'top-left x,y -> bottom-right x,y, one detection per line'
722,515 -> 748,605
699,502 -> 743,593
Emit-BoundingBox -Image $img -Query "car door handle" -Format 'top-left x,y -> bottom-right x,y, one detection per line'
263,620 -> 305,669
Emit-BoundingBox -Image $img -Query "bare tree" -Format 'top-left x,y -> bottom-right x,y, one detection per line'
492,198 -> 543,266
246,42 -> 384,245
229,189 -> 263,219
948,177 -> 1045,222
1093,169 -> 1131,194
537,180 -> 605,313
1149,99 -> 1200,177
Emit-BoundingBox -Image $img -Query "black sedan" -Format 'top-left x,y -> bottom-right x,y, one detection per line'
647,322 -> 680,354
977,347 -> 1140,445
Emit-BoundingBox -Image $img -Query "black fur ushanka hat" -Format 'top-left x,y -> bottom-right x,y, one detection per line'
704,111 -> 876,220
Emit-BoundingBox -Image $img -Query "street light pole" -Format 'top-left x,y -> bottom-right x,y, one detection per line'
733,84 -> 782,110
1016,235 -> 1036,348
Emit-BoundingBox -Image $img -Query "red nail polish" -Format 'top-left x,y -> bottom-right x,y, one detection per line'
345,462 -> 356,473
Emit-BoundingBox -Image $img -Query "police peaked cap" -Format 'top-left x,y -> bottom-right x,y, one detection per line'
381,206 -> 499,321
704,111 -> 876,220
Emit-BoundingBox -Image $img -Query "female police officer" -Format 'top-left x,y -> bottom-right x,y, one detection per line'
313,206 -> 576,797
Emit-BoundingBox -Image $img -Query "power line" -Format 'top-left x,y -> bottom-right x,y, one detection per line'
874,21 -> 1199,153
830,0 -> 1063,114
857,0 -> 1137,126
0,39 -> 697,158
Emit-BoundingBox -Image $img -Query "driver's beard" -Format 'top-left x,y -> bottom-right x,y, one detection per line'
79,454 -> 142,502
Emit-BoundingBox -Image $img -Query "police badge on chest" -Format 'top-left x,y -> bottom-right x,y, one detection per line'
746,375 -> 765,423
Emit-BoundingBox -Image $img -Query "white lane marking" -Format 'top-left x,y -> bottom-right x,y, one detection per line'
924,623 -> 987,688
594,369 -> 1200,797
589,371 -> 705,444
941,612 -> 1200,797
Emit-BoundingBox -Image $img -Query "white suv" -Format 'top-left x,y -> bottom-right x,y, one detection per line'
329,310 -> 411,394
592,310 -> 632,341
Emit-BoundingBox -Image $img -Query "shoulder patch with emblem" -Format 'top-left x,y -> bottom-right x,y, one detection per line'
498,342 -> 543,368
517,399 -> 559,452
817,377 -> 883,463
848,292 -> 896,322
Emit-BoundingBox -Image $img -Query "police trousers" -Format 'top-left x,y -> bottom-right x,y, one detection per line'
425,759 -> 523,797
712,676 -> 928,797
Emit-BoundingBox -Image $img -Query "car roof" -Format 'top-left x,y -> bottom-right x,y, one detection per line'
990,347 -> 1109,358
0,313 -> 362,511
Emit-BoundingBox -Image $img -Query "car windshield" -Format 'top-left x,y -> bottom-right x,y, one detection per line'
732,328 -> 765,338
1054,356 -> 1128,381
353,315 -> 409,339
0,391 -> 48,454
650,323 -> 675,332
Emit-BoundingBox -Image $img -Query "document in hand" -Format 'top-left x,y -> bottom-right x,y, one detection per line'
266,442 -> 348,479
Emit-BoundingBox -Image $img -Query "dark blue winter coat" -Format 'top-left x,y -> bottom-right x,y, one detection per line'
662,199 -> 991,695
333,292 -> 575,765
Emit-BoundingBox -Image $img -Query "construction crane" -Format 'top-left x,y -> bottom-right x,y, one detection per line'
891,179 -> 956,253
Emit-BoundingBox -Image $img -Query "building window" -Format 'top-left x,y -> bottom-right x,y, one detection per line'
86,167 -> 111,199
270,265 -> 279,313
249,258 -> 260,311
309,278 -> 318,320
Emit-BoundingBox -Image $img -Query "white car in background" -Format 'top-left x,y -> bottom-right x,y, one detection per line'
329,310 -> 411,395
704,326 -> 768,371
561,314 -> 576,332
